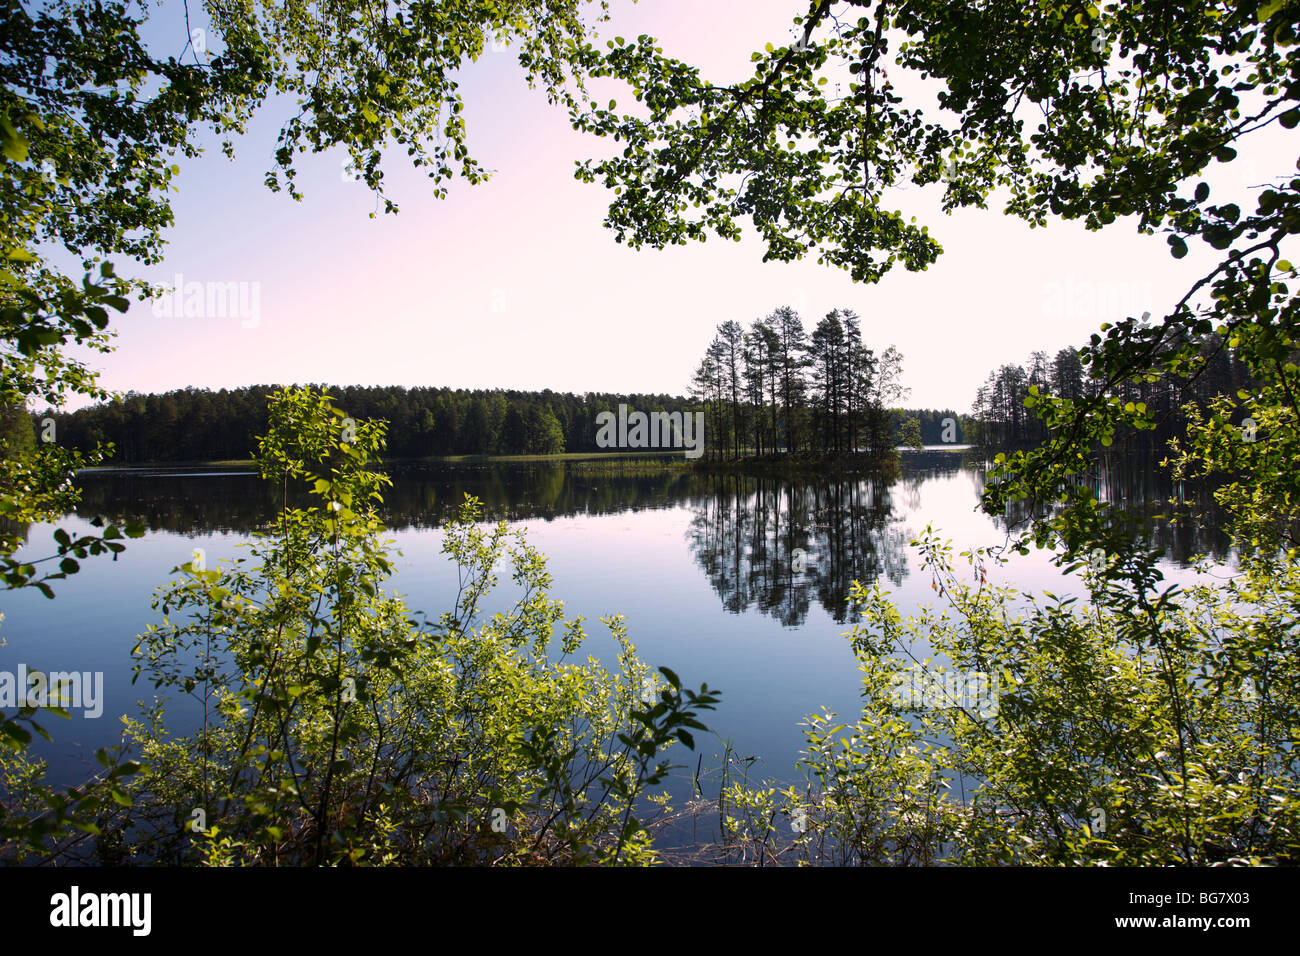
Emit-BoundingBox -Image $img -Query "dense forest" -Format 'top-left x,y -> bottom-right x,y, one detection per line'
33,307 -> 972,463
35,386 -> 696,462
37,329 -> 1260,468
969,333 -> 1256,451
893,408 -> 973,446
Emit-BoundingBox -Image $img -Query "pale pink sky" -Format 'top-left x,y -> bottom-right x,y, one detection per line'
60,0 -> 1295,412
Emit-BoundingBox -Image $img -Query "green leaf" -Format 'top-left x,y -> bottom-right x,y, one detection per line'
0,721 -> 31,745
1259,0 -> 1285,23
0,114 -> 28,162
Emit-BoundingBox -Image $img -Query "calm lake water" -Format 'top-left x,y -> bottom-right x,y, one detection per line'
3,450 -> 1231,848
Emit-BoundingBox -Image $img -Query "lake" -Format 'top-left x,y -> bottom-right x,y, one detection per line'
2,449 -> 1231,851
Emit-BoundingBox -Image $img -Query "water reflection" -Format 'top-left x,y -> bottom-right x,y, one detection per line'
67,451 -> 1234,617
684,474 -> 909,626
968,452 -> 1234,565
69,462 -> 706,532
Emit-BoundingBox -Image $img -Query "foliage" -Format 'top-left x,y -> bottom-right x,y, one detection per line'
9,0 -> 1300,867
212,0 -> 613,213
566,0 -> 1300,864
56,387 -> 717,866
0,0 -> 629,853
0,740 -> 141,864
1165,340 -> 1300,556
722,527 -> 1299,865
896,416 -> 923,450
1,0 -> 622,583
573,1 -> 1297,285
970,339 -> 1256,452
568,0 -> 1300,548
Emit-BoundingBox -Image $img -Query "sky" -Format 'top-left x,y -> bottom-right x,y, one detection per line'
56,0 -> 1296,412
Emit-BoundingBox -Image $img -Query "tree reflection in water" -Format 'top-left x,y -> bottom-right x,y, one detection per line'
70,451 -> 1233,622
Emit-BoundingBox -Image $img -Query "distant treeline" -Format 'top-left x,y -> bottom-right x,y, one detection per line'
34,383 -> 969,465
970,334 -> 1255,450
890,408 -> 974,445
35,386 -> 701,463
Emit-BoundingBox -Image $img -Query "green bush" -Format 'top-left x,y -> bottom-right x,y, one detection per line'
722,528 -> 1300,866
4,387 -> 718,865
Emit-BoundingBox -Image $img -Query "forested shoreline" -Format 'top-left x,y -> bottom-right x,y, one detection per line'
25,324 -> 1257,471
30,304 -> 973,466
35,385 -> 693,462
969,334 -> 1256,451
